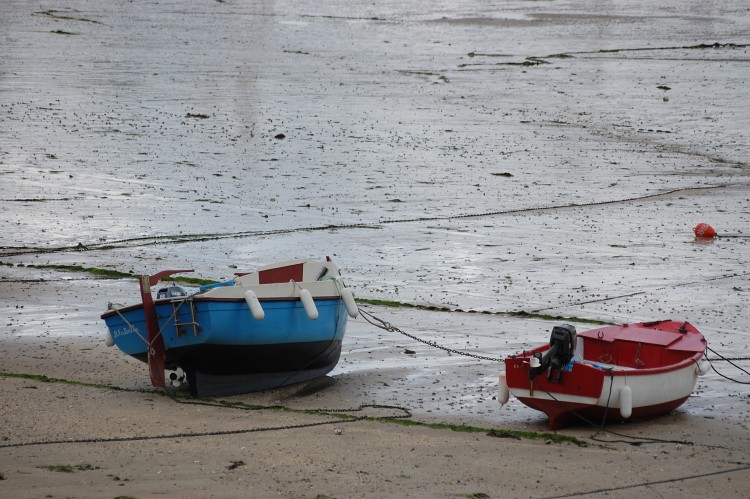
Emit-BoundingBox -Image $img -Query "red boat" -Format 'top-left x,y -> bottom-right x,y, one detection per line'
498,321 -> 710,430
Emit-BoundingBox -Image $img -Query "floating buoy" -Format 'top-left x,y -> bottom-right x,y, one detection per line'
104,329 -> 114,347
696,358 -> 711,376
497,372 -> 510,406
341,287 -> 359,318
299,289 -> 319,320
244,290 -> 265,320
619,385 -> 633,419
693,223 -> 717,238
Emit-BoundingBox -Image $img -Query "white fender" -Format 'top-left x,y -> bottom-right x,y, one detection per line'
299,288 -> 318,320
244,290 -> 265,320
696,359 -> 710,376
104,329 -> 115,347
530,356 -> 541,369
619,385 -> 633,419
497,372 -> 510,406
341,287 -> 358,318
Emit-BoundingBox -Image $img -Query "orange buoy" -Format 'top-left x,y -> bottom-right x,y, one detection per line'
693,223 -> 717,238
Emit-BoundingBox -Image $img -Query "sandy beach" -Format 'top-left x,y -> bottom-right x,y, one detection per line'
1,333 -> 749,498
2,0 -> 750,497
2,286 -> 749,497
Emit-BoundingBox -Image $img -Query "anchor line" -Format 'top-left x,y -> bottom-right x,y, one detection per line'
359,307 -> 503,362
706,347 -> 750,384
540,465 -> 750,499
531,270 -> 750,314
0,185 -> 725,258
532,377 -> 711,449
0,401 -> 412,450
111,298 -> 189,350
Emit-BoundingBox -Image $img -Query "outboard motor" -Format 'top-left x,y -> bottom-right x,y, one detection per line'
156,285 -> 188,300
529,324 -> 577,383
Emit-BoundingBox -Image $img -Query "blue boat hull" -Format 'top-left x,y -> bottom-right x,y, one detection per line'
102,296 -> 348,395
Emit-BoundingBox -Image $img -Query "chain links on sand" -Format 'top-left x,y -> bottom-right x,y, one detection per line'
359,307 -> 503,362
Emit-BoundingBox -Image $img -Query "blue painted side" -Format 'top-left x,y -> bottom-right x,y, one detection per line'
103,297 -> 348,357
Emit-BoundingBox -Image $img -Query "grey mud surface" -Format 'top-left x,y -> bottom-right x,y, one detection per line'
1,0 -> 749,492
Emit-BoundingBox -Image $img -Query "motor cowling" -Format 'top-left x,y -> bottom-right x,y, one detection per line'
529,324 -> 577,383
156,285 -> 187,300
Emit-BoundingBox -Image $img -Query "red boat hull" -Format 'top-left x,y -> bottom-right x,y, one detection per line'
502,321 -> 707,430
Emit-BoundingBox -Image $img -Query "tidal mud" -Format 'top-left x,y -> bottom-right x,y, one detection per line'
1,0 -> 748,430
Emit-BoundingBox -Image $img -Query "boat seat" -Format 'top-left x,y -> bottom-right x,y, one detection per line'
578,360 -> 627,371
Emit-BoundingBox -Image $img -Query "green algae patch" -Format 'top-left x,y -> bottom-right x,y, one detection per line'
39,463 -> 99,473
487,428 -> 585,446
12,263 -> 217,286
24,263 -> 133,279
378,418 -> 586,446
358,298 -> 610,325
0,371 -> 123,392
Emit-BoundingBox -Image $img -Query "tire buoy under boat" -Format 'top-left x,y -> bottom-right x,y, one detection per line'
243,290 -> 265,320
104,329 -> 114,347
299,288 -> 319,320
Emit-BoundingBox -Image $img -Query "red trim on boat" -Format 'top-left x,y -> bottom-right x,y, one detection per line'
259,263 -> 304,284
517,395 -> 691,430
506,357 -> 605,398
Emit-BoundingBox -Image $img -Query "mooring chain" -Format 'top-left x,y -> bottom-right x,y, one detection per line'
0,420 -> 347,449
359,307 -> 503,363
0,400 -> 412,450
534,270 -> 750,314
0,185 -> 724,258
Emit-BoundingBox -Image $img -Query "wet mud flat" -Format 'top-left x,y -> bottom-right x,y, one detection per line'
2,0 -> 750,497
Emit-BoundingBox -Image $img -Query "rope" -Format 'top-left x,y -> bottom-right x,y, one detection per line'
0,401 -> 411,450
0,185 -> 725,258
530,375 -> 699,448
706,346 -> 750,384
111,297 -> 189,349
540,465 -> 750,498
532,270 -> 750,313
112,307 -> 148,346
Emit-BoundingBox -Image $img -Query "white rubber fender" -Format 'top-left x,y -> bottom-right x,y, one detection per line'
341,287 -> 359,318
104,329 -> 115,347
497,372 -> 510,407
696,359 -> 710,376
299,288 -> 319,320
619,385 -> 633,419
244,290 -> 265,320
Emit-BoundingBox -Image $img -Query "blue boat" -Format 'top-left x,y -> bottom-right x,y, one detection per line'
101,258 -> 358,396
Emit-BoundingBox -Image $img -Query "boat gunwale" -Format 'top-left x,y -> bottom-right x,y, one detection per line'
506,346 -> 705,379
100,295 -> 344,319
